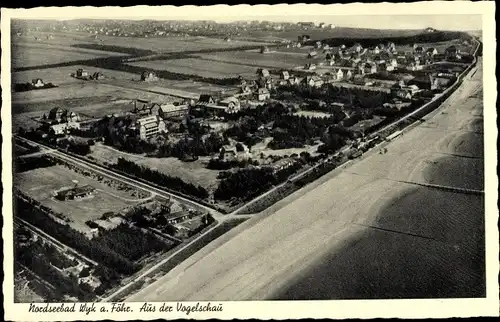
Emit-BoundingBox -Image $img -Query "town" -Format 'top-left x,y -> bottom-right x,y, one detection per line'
11,17 -> 482,304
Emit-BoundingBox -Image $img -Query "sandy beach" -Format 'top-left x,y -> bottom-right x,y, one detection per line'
126,58 -> 485,301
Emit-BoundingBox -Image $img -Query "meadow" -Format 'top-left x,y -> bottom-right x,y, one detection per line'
15,164 -> 147,233
126,58 -> 258,78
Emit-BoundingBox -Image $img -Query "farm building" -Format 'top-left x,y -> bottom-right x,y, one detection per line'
31,78 -> 45,88
260,45 -> 270,54
137,115 -> 167,140
141,71 -> 159,82
54,185 -> 95,201
76,68 -> 90,79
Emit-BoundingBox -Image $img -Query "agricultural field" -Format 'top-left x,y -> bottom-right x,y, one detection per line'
194,50 -> 322,70
12,43 -> 124,69
33,33 -> 270,54
15,164 -> 151,233
104,78 -> 238,98
126,58 -> 258,79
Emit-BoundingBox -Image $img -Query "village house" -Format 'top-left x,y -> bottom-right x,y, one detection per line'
137,115 -> 167,140
76,68 -> 89,79
378,62 -> 395,72
330,68 -> 345,81
304,62 -> 317,70
257,68 -> 270,79
308,50 -> 318,58
363,62 -> 377,74
445,45 -> 460,59
197,94 -> 216,106
31,78 -> 45,88
260,45 -> 270,54
280,71 -> 290,80
218,143 -> 250,161
141,70 -> 159,82
298,35 -> 311,44
270,158 -> 296,173
288,76 -> 301,86
91,72 -> 105,80
390,84 -> 413,100
369,46 -> 380,54
218,96 -> 241,113
426,47 -> 438,57
46,107 -> 81,124
351,43 -> 363,53
389,58 -> 398,68
304,75 -> 324,88
257,87 -> 271,101
414,46 -> 425,55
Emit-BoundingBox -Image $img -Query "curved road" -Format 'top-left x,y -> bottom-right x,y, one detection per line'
127,57 -> 485,301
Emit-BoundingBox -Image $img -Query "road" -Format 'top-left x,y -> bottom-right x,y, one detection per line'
126,57 -> 484,301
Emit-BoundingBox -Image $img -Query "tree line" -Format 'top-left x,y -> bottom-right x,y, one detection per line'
112,158 -> 209,200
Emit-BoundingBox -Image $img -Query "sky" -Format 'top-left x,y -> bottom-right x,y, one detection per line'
11,4 -> 483,31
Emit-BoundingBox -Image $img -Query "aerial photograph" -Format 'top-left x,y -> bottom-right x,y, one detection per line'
10,11 -> 484,303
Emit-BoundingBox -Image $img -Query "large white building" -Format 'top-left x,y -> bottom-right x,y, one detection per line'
137,115 -> 167,140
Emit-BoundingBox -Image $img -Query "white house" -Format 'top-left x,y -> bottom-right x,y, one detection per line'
257,88 -> 271,101
137,115 -> 167,140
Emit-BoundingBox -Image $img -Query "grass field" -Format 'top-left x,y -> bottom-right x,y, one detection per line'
194,50 -> 320,69
16,31 -> 269,54
89,144 -> 221,192
15,164 -> 147,233
11,44 -> 122,69
127,58 -> 258,78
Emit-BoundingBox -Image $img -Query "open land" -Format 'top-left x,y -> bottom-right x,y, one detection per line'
126,58 -> 259,79
126,58 -> 484,301
193,50 -> 321,70
15,164 -> 150,233
88,144 -> 221,192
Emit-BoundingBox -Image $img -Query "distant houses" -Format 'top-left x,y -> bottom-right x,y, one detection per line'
141,70 -> 159,82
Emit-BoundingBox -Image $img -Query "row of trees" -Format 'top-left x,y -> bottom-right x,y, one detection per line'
214,159 -> 305,201
112,158 -> 209,199
93,223 -> 170,262
207,158 -> 259,170
15,229 -> 94,301
15,193 -> 138,275
15,155 -> 57,173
